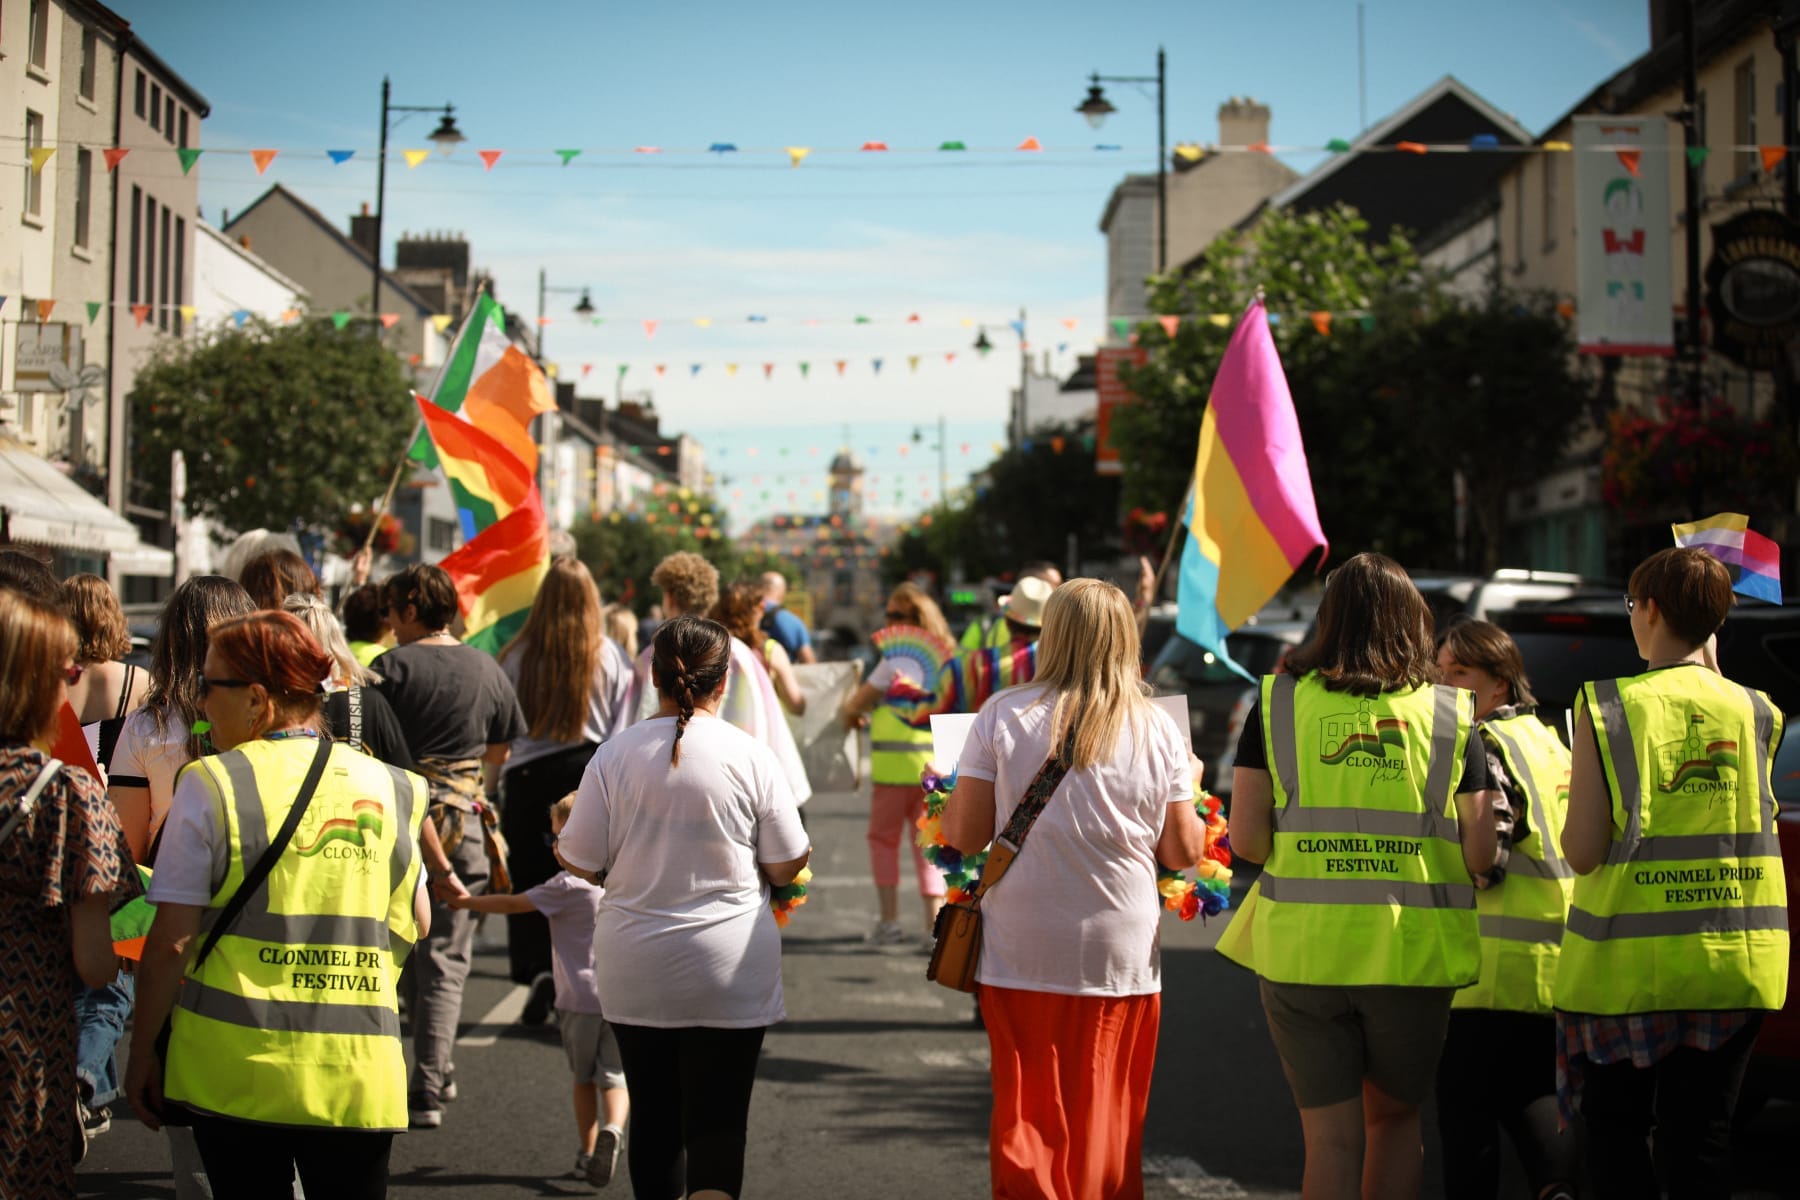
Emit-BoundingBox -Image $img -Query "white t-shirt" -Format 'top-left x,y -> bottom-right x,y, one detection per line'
109,708 -> 192,841
956,684 -> 1191,997
558,715 -> 808,1028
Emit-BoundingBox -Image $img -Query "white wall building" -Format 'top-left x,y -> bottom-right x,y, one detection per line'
192,222 -> 306,328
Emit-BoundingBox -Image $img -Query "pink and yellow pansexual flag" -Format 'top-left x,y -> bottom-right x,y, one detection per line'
416,395 -> 550,653
1176,298 -> 1327,678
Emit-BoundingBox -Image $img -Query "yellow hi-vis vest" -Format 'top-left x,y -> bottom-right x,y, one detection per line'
164,738 -> 428,1131
1554,666 -> 1787,1015
1454,711 -> 1574,1014
1217,673 -> 1480,987
871,703 -> 935,786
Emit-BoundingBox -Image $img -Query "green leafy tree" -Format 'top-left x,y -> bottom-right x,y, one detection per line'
571,491 -> 782,614
130,318 -> 416,532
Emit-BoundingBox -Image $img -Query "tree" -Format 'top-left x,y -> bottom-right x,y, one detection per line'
131,318 -> 416,533
570,490 -> 783,614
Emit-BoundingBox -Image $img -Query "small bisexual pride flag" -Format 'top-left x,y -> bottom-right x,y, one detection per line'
1176,298 -> 1328,679
1671,513 -> 1783,604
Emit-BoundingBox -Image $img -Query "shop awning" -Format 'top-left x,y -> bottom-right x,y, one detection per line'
0,438 -> 173,575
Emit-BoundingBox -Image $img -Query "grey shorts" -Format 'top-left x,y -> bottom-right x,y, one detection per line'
1258,980 -> 1456,1108
559,1011 -> 626,1090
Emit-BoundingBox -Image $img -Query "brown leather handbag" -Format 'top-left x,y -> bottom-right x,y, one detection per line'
926,735 -> 1075,993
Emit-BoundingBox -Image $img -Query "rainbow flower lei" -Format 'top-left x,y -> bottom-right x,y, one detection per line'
916,768 -> 1233,921
771,866 -> 812,927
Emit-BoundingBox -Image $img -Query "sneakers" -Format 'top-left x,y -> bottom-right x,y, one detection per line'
865,920 -> 907,946
441,1065 -> 458,1103
573,1151 -> 592,1179
81,1102 -> 110,1138
408,1101 -> 443,1129
521,971 -> 556,1026
586,1126 -> 622,1186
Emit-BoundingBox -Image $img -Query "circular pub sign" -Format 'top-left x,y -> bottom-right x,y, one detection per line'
1705,210 -> 1800,370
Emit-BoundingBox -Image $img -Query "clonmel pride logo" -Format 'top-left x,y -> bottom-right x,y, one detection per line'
1319,698 -> 1409,775
295,799 -> 385,857
1656,710 -> 1739,794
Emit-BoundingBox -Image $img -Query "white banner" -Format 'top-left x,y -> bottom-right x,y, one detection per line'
789,662 -> 862,793
1573,115 -> 1675,355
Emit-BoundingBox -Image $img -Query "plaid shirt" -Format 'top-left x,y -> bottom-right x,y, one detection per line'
1555,1009 -> 1754,1125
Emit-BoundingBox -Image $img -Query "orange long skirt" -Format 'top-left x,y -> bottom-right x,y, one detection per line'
979,984 -> 1161,1200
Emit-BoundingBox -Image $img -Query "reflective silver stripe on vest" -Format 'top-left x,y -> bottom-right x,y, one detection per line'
1567,904 -> 1788,941
385,764 -> 417,898
177,978 -> 401,1038
1257,872 -> 1475,909
1275,805 -> 1460,843
1743,685 -> 1779,833
871,741 -> 930,753
1591,680 -> 1645,864
1484,720 -> 1572,879
1269,673 -> 1301,813
1479,914 -> 1564,944
1620,831 -> 1781,862
1420,684 -> 1462,815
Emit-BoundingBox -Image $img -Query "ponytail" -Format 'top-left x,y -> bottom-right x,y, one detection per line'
650,615 -> 733,768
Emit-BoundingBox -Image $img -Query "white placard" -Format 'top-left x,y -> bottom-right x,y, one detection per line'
1153,694 -> 1192,751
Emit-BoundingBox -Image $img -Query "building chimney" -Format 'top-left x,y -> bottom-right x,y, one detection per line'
1218,96 -> 1271,148
348,205 -> 379,260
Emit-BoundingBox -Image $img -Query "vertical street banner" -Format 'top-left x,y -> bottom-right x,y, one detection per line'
1094,346 -> 1147,475
1573,115 -> 1675,356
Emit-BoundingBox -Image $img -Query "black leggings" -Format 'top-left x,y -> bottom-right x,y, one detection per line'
610,1023 -> 766,1200
498,743 -> 596,983
1579,1013 -> 1762,1200
191,1114 -> 392,1199
1435,1009 -> 1580,1199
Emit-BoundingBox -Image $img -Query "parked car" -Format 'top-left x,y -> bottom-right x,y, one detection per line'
1410,568 -> 1598,631
1743,727 -> 1800,1118
1147,621 -> 1310,794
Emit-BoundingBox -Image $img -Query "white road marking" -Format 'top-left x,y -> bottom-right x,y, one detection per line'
1142,1154 -> 1248,1198
455,983 -> 526,1047
916,1048 -> 988,1070
847,989 -> 946,1009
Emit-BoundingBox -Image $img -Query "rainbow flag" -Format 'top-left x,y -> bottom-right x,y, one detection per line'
1672,513 -> 1783,604
1177,298 -> 1327,679
412,293 -> 555,539
416,395 -> 550,653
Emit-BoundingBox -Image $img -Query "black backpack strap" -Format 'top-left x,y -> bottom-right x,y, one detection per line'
192,738 -> 332,971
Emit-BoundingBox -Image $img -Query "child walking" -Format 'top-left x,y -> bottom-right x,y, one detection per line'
451,794 -> 629,1186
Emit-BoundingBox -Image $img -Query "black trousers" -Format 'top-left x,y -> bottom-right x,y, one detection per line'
1579,1012 -> 1762,1200
498,742 -> 596,983
1435,1009 -> 1580,1200
610,1023 -> 766,1200
190,1114 -> 392,1199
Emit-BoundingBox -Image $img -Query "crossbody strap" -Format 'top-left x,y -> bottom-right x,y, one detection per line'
0,759 -> 63,852
970,728 -> 1076,901
192,738 -> 331,971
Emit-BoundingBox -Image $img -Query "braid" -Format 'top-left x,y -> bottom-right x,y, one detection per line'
669,655 -> 696,766
651,615 -> 734,769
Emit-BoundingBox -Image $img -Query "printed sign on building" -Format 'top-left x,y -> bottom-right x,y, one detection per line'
1573,115 -> 1674,355
1094,346 -> 1148,476
13,322 -> 83,393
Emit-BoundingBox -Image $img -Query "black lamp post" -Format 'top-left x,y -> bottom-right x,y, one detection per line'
537,270 -> 596,367
1077,49 -> 1168,273
372,78 -> 464,320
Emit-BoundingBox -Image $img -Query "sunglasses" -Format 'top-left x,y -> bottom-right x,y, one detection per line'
885,610 -> 908,621
1623,593 -> 1636,613
63,663 -> 83,686
201,677 -> 252,697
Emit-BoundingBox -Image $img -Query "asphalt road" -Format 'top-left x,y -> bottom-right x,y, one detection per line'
79,783 -> 1799,1199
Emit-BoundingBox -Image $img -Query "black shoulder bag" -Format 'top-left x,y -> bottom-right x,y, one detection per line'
154,738 -> 332,1125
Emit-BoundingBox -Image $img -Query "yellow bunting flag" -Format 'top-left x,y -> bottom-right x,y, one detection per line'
787,147 -> 811,168
1173,143 -> 1205,163
727,363 -> 739,377
694,317 -> 712,328
431,314 -> 453,332
907,355 -> 920,373
179,305 -> 196,323
251,149 -> 278,174
1543,140 -> 1572,151
403,149 -> 430,169
29,147 -> 55,175
1208,313 -> 1231,327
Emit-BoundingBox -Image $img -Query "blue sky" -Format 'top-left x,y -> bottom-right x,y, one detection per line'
111,0 -> 1647,526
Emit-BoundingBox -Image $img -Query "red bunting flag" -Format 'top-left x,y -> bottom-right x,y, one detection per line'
1311,311 -> 1332,336
1061,317 -> 1079,330
643,319 -> 658,338
1760,146 -> 1788,174
907,313 -> 921,323
1017,136 -> 1042,151
861,141 -> 889,151
763,363 -> 775,380
581,364 -> 593,378
1615,148 -> 1641,177
1396,141 -> 1428,155
103,147 -> 129,171
1248,141 -> 1271,154
1158,315 -> 1180,338
655,365 -> 666,377
36,300 -> 55,323
131,304 -> 150,327
944,352 -> 956,364
380,313 -> 400,329
478,150 -> 503,170
835,361 -> 847,377
251,149 -> 278,174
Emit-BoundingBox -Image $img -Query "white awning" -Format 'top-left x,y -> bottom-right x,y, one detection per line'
0,438 -> 170,574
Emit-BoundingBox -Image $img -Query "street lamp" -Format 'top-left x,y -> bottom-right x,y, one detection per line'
537,270 -> 596,367
972,327 -> 994,355
912,416 -> 948,506
1076,49 -> 1167,273
372,77 -> 464,320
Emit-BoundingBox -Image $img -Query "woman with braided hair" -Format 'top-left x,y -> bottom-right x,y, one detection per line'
557,616 -> 810,1200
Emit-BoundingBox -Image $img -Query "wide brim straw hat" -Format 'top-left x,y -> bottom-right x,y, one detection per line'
999,576 -> 1054,629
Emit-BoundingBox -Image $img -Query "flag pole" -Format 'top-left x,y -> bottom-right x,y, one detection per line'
361,419 -> 422,554
1138,484 -> 1192,633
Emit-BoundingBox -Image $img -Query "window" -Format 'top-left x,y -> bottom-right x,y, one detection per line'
134,69 -> 145,118
128,184 -> 141,303
149,82 -> 161,131
173,216 -> 186,336
163,97 -> 174,144
158,202 -> 171,331
142,193 -> 156,317
27,0 -> 48,71
1734,58 -> 1756,178
1540,153 -> 1557,252
178,109 -> 188,150
73,148 -> 92,249
427,518 -> 458,553
23,110 -> 44,219
79,30 -> 97,100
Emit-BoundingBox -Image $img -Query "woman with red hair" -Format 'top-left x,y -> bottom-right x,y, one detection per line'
125,611 -> 431,1196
